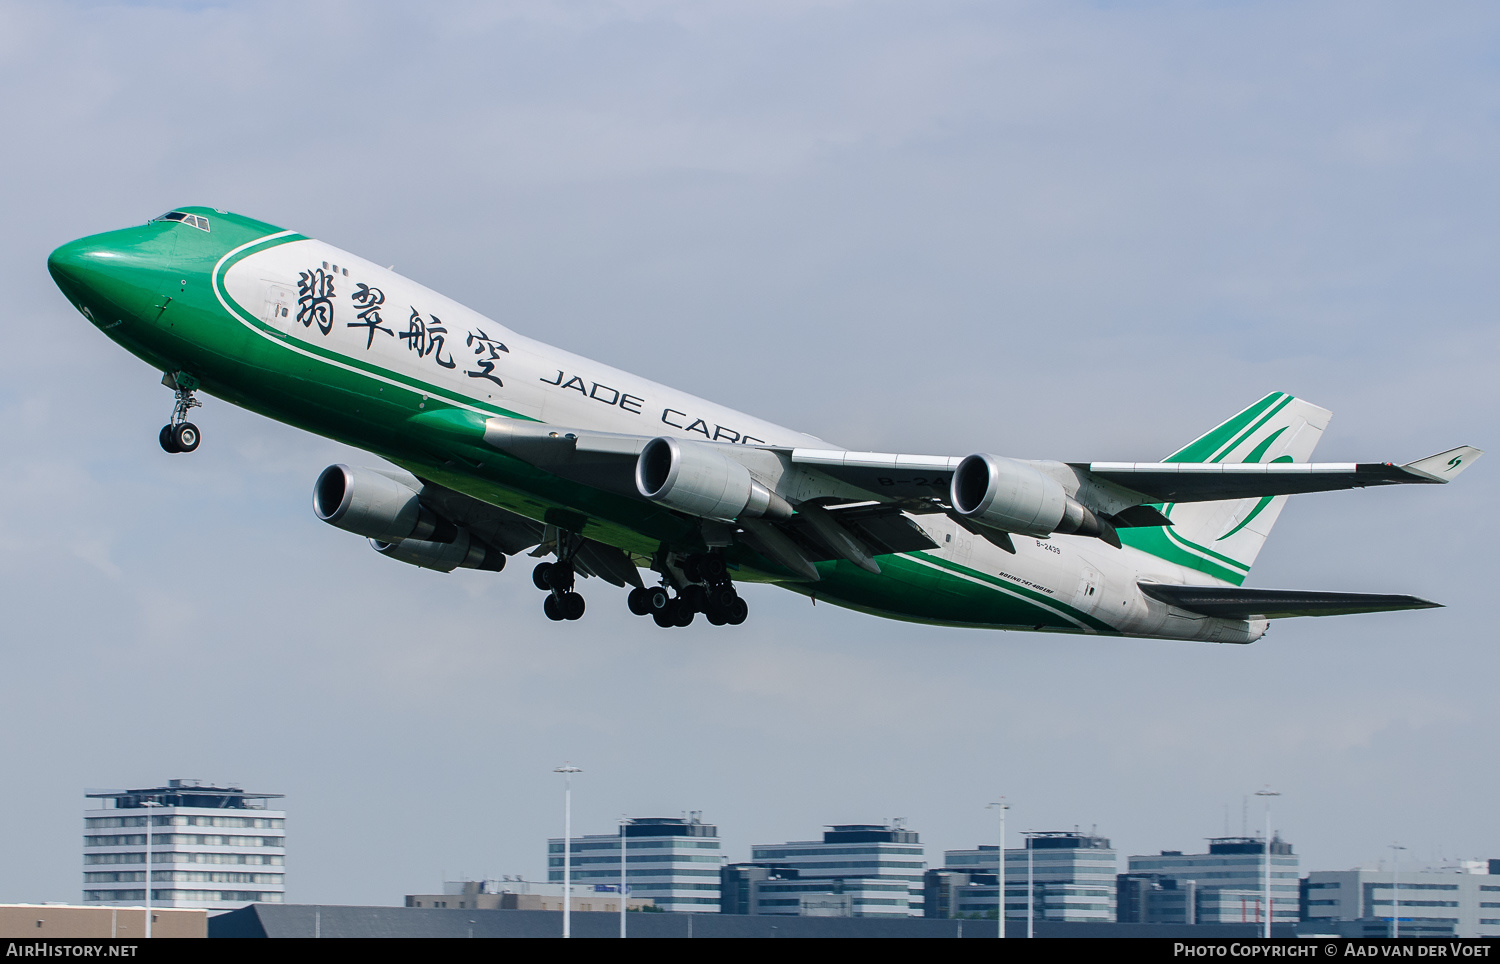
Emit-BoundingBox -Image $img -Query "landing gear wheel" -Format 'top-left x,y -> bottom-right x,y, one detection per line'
171,422 -> 201,453
680,584 -> 708,613
545,562 -> 575,592
561,592 -> 586,621
726,597 -> 748,625
543,594 -> 565,621
159,425 -> 181,453
627,588 -> 652,616
672,603 -> 695,628
645,587 -> 670,613
711,586 -> 738,610
702,554 -> 727,581
532,562 -> 554,591
705,606 -> 729,626
652,608 -> 676,628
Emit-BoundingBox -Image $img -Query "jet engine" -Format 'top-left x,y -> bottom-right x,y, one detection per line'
635,437 -> 791,521
370,529 -> 506,572
950,453 -> 1113,542
313,464 -> 457,543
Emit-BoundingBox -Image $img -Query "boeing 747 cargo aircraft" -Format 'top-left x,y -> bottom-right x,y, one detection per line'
46,208 -> 1480,641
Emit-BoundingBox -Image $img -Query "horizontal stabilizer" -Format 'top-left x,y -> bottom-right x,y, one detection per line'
1401,445 -> 1484,482
1079,451 -> 1481,504
1139,583 -> 1441,620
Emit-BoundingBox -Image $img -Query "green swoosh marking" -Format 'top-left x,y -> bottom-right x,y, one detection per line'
1242,426 -> 1287,465
1216,455 -> 1294,542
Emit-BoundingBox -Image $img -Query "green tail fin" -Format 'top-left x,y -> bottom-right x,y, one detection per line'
1118,392 -> 1332,585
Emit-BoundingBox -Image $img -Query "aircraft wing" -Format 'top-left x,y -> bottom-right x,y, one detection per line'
471,416 -> 1478,577
1073,445 -> 1483,504
1139,583 -> 1441,619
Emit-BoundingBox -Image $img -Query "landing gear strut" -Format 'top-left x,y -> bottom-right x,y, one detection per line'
159,372 -> 202,454
627,551 -> 748,628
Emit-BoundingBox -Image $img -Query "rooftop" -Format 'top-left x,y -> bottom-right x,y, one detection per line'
822,824 -> 919,845
86,779 -> 283,810
623,814 -> 717,838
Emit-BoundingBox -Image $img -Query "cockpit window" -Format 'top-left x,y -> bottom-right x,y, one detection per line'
151,211 -> 210,232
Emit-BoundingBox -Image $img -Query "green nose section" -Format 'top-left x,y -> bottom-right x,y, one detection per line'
48,226 -> 175,320
48,236 -> 112,292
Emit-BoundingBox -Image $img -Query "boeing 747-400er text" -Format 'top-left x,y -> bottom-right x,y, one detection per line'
46,208 -> 1482,640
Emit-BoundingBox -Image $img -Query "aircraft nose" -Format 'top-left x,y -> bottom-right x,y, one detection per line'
48,226 -> 174,319
47,236 -> 123,294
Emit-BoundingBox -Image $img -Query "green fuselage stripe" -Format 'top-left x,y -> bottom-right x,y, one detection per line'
909,551 -> 1121,634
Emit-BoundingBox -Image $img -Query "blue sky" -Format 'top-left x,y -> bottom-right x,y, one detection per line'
0,0 -> 1497,903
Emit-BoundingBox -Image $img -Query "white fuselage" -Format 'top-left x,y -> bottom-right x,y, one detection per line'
221,234 -> 1262,643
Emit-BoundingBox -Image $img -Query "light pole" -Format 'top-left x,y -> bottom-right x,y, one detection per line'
1026,831 -> 1034,939
554,765 -> 582,939
619,814 -> 628,939
1390,843 -> 1407,939
987,800 -> 1007,939
1255,789 -> 1280,939
140,798 -> 162,939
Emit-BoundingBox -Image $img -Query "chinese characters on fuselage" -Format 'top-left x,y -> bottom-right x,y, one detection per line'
296,268 -> 336,335
400,308 -> 456,369
348,284 -> 391,349
465,329 -> 509,387
289,266 -> 758,442
295,265 -> 491,379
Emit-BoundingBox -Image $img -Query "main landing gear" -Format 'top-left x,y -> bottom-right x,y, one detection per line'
626,552 -> 748,629
533,560 -> 586,622
159,372 -> 202,454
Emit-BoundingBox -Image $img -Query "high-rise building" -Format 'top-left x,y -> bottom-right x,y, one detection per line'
933,831 -> 1116,922
548,814 -> 721,912
1302,864 -> 1500,939
749,824 -> 926,916
1126,836 -> 1298,926
82,780 -> 285,910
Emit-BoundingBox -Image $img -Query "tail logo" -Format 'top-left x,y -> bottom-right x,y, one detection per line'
1448,456 -> 1464,471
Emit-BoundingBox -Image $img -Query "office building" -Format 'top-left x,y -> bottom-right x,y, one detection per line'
1126,836 -> 1298,926
933,831 -> 1116,922
82,780 -> 285,910
1118,873 -> 1271,925
406,879 -> 652,912
548,814 -> 721,912
721,862 -> 910,917
749,824 -> 926,916
1302,864 -> 1500,939
1117,873 -> 1196,924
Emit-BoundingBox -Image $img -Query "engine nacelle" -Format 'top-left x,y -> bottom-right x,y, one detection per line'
635,437 -> 791,521
370,528 -> 506,573
313,464 -> 457,543
951,453 -> 1110,540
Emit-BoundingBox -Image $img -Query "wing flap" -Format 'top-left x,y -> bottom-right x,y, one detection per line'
1139,582 -> 1441,619
789,448 -> 959,500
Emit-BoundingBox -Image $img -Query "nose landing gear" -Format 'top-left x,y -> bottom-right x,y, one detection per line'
159,372 -> 203,454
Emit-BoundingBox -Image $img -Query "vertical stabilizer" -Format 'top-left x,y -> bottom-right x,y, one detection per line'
1118,392 -> 1331,585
